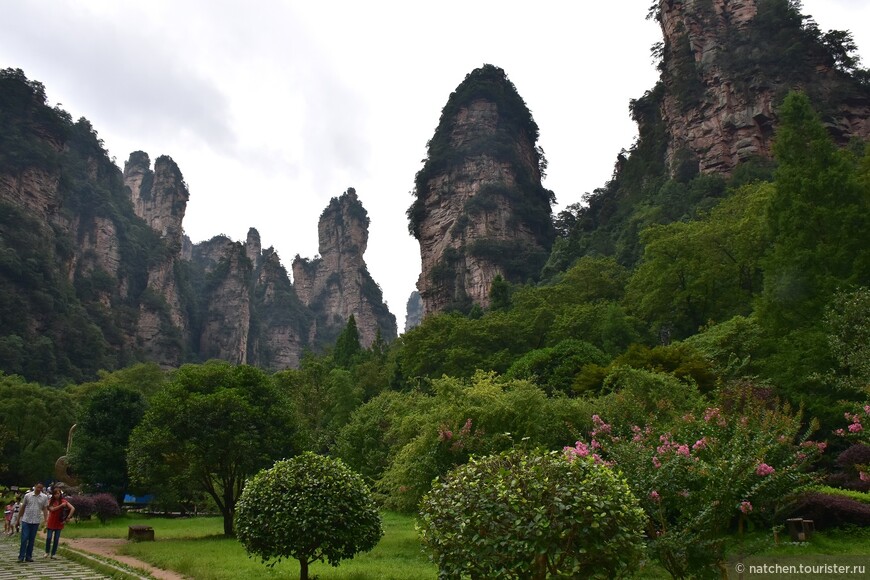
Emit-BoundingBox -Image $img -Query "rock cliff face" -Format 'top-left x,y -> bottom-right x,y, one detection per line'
654,0 -> 870,176
192,236 -> 252,364
0,69 -> 398,384
123,152 -> 190,366
404,291 -> 423,332
409,64 -> 554,317
292,188 -> 397,348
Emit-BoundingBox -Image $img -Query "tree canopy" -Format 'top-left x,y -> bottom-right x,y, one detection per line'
128,362 -> 299,535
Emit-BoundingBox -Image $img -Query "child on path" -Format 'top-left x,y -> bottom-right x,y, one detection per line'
3,501 -> 12,534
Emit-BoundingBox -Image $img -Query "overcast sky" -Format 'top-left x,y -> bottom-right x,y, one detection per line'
2,1 -> 869,330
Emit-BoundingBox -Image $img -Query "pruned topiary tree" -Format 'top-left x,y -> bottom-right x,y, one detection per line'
418,448 -> 646,579
235,452 -> 383,580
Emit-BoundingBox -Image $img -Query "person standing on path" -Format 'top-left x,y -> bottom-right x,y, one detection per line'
14,483 -> 48,563
43,487 -> 74,558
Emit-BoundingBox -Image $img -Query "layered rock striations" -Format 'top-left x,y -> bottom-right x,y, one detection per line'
292,188 -> 397,348
409,64 -> 554,317
653,0 -> 870,176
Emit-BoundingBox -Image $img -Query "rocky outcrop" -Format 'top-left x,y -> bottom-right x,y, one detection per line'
405,291 -> 423,332
125,152 -> 188,248
410,64 -> 554,316
292,188 -> 397,348
248,246 -> 308,369
124,152 -> 190,367
654,0 -> 870,176
192,236 -> 252,364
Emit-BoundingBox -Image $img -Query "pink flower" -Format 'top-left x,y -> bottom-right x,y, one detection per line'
438,426 -> 453,441
860,472 -> 870,483
649,490 -> 660,502
864,405 -> 870,415
849,422 -> 863,433
739,501 -> 753,514
703,407 -> 720,422
693,437 -> 708,451
591,415 -> 611,434
590,439 -> 601,449
679,489 -> 690,498
835,429 -> 846,436
652,456 -> 662,469
755,463 -> 775,477
459,418 -> 473,436
676,444 -> 690,457
564,441 -> 591,461
818,442 -> 827,452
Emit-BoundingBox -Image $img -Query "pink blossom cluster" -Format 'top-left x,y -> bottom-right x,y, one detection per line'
438,425 -> 453,442
692,437 -> 709,451
649,490 -> 661,502
703,407 -> 726,426
845,412 -> 864,433
563,440 -> 604,464
739,501 -> 753,514
590,415 -> 612,438
631,425 -> 651,443
755,463 -> 775,477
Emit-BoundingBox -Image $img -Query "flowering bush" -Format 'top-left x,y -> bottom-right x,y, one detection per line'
568,385 -> 823,578
419,449 -> 646,579
90,493 -> 121,524
65,495 -> 95,521
833,405 -> 870,488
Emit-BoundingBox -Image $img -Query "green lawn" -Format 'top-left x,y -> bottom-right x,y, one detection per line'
62,513 -> 869,579
66,512 -> 437,580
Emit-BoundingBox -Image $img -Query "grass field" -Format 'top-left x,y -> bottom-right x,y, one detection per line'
65,512 -> 437,580
61,513 -> 869,579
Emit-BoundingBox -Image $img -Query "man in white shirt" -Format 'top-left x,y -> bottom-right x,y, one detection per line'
14,483 -> 49,563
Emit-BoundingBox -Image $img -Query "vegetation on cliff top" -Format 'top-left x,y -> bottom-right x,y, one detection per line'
407,64 -> 554,250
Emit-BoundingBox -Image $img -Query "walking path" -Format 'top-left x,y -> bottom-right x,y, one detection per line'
0,532 -> 109,579
0,532 -> 186,580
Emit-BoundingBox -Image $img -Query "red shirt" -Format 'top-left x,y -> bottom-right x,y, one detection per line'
46,498 -> 71,530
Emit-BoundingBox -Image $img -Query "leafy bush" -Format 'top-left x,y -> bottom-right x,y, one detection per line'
418,448 -> 646,579
787,492 -> 870,529
89,493 -> 120,523
66,495 -> 95,521
810,486 -> 870,505
829,443 -> 870,492
235,452 -> 382,580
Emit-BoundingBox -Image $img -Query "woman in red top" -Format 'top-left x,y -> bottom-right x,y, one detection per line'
44,488 -> 75,558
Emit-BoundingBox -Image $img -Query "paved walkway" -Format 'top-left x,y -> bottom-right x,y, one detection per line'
0,532 -> 109,579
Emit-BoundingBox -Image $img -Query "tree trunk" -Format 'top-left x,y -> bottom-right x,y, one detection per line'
299,557 -> 309,580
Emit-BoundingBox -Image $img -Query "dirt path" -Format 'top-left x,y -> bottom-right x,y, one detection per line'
64,537 -> 187,580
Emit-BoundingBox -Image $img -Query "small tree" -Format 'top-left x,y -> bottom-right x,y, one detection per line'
418,448 -> 647,579
235,453 -> 383,580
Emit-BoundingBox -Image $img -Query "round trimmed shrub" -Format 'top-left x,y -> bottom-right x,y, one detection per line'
235,452 -> 383,580
90,493 -> 121,523
418,448 -> 646,579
